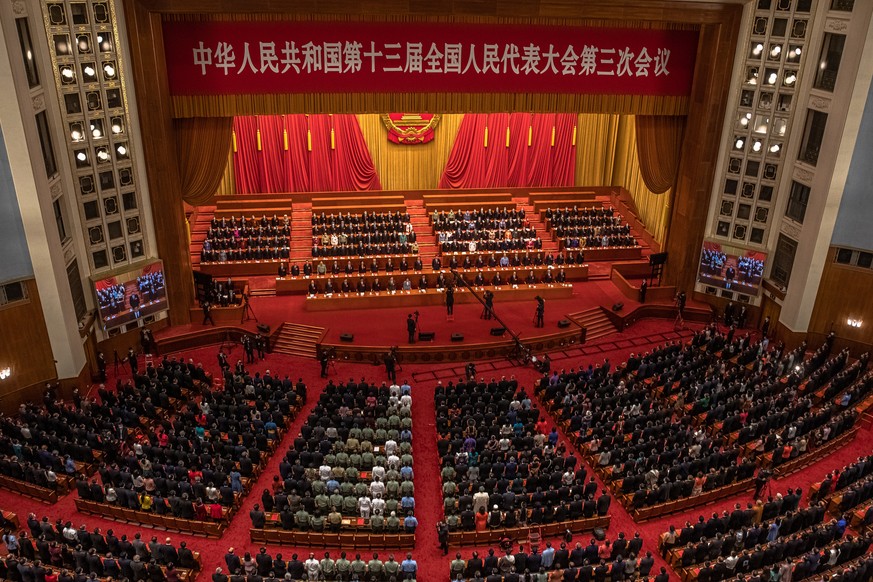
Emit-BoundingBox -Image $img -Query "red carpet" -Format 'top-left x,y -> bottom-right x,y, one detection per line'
3,317 -> 870,582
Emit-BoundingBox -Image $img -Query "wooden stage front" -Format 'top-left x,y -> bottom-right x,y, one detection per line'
303,283 -> 573,311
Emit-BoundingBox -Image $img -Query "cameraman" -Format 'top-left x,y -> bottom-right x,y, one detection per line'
319,348 -> 331,378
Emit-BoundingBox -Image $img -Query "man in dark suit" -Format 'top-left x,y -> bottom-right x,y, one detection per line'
407,314 -> 417,344
596,490 -> 611,516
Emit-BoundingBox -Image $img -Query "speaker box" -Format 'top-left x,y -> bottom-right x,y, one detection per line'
451,333 -> 464,342
490,327 -> 506,336
419,331 -> 435,341
340,333 -> 354,342
612,302 -> 624,312
557,319 -> 571,328
257,324 -> 271,334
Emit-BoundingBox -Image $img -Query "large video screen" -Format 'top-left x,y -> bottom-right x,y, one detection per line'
94,261 -> 168,328
698,241 -> 767,295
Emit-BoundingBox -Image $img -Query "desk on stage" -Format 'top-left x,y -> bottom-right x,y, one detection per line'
303,283 -> 574,311
276,264 -> 588,295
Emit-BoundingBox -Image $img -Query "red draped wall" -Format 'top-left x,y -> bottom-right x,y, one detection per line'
439,113 -> 577,189
233,114 -> 381,194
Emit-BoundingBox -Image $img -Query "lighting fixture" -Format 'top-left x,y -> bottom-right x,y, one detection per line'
753,43 -> 764,56
770,45 -> 782,57
92,128 -> 102,138
0,368 -> 9,380
740,117 -> 749,127
734,139 -> 745,149
97,149 -> 109,161
847,318 -> 863,328
76,152 -> 87,161
770,144 -> 781,153
117,145 -> 127,156
83,65 -> 96,78
71,130 -> 82,141
111,123 -> 122,134
61,67 -> 74,79
103,64 -> 115,77
767,72 -> 778,84
784,73 -> 797,86
752,141 -> 762,152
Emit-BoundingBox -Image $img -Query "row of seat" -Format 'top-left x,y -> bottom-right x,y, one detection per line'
75,498 -> 226,538
249,528 -> 415,549
446,516 -> 611,548
0,474 -> 64,504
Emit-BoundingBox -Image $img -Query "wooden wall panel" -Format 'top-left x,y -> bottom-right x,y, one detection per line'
808,247 -> 873,350
0,279 -> 57,409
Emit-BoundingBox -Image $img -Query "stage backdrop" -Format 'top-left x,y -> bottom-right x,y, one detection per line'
163,20 -> 698,97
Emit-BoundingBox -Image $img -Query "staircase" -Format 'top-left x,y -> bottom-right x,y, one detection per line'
406,200 -> 439,265
289,204 -> 313,263
188,206 -> 216,269
569,307 -> 618,342
271,322 -> 324,358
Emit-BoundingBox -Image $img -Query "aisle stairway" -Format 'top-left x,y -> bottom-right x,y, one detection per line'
406,200 -> 439,265
568,306 -> 618,342
188,206 -> 215,270
289,203 -> 313,263
271,322 -> 325,358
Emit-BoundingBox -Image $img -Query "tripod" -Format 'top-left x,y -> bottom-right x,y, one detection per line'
674,308 -> 686,330
241,295 -> 258,323
219,329 -> 235,354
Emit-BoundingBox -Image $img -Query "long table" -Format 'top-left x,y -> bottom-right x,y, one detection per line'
303,283 -> 574,311
276,265 -> 588,295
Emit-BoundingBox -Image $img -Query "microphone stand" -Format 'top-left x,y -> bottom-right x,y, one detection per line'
450,270 -> 532,366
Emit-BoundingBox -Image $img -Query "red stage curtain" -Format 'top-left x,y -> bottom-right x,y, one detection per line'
635,115 -> 686,194
484,113 -> 510,189
507,113 -> 530,187
233,114 -> 380,193
285,115 -> 310,193
233,117 -> 262,194
438,114 -> 489,189
333,114 -> 382,191
258,115 -> 288,193
440,113 -> 577,189
552,114 -> 577,187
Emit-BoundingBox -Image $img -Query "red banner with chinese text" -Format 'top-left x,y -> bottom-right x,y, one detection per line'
162,21 -> 698,96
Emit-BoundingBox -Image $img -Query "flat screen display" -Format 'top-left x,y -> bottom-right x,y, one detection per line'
94,261 -> 167,328
698,241 -> 766,295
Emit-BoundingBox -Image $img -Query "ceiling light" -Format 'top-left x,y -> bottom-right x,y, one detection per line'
71,130 -> 82,140
770,45 -> 782,57
61,67 -> 74,79
847,318 -> 863,328
740,117 -> 749,126
770,144 -> 781,153
92,128 -> 102,138
83,66 -> 95,77
97,150 -> 109,161
0,368 -> 10,380
117,145 -> 127,156
76,152 -> 87,161
97,35 -> 103,43
768,72 -> 778,84
752,141 -> 762,152
785,73 -> 797,85
735,139 -> 745,149
111,123 -> 122,134
103,64 -> 115,77
753,43 -> 763,56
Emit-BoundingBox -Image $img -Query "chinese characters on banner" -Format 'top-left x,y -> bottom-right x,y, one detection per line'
162,21 -> 698,96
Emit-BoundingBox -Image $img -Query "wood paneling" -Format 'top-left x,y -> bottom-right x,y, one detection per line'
0,280 -> 57,410
664,16 -> 742,292
808,247 -> 873,351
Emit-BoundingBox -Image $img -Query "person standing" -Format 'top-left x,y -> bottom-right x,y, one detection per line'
127,347 -> 139,376
437,520 -> 449,555
761,315 -> 771,337
445,285 -> 455,317
406,314 -> 417,344
202,301 -> 215,326
384,352 -> 397,384
534,296 -> 545,328
483,291 -> 494,320
639,280 -> 647,304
